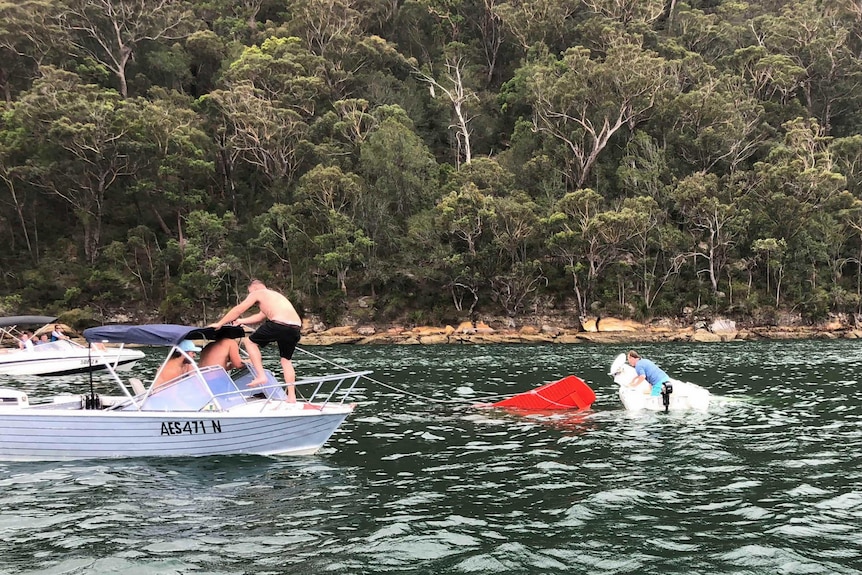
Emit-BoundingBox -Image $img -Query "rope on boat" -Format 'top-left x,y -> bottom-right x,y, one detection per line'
296,346 -> 475,406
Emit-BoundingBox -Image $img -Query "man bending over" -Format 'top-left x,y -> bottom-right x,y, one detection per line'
211,280 -> 302,402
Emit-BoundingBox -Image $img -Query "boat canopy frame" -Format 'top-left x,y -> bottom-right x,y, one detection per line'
0,316 -> 58,345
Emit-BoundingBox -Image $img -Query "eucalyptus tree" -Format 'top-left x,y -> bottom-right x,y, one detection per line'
832,134 -> 862,196
750,115 -> 849,308
811,194 -> 858,293
75,87 -> 214,299
465,0 -> 506,85
173,210 -> 241,318
517,33 -> 679,190
0,105 -> 39,260
838,198 -> 862,305
208,37 -> 329,206
182,30 -> 228,97
581,0 -> 667,26
615,132 -> 686,309
667,171 -> 750,298
617,131 -> 671,203
292,165 -> 371,296
617,195 -> 686,311
129,88 -> 215,241
357,112 -> 439,273
486,191 -> 545,317
493,0 -> 582,53
282,0 -> 370,97
448,156 -> 514,197
57,0 -> 199,98
752,117 -> 846,250
103,225 -> 164,303
832,135 -> 862,300
414,43 -> 481,166
435,182 -> 495,315
546,188 -> 635,320
433,156 -> 543,315
751,237 -> 787,308
10,67 -> 151,264
722,46 -> 806,110
670,4 -> 738,63
665,72 -> 769,175
750,0 -> 861,131
0,0 -> 66,101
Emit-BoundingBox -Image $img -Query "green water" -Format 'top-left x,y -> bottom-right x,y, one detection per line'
0,339 -> 860,574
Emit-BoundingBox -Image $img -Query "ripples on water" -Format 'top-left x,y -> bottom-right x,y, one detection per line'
1,340 -> 861,574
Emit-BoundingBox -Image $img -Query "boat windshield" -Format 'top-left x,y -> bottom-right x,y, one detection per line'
125,365 -> 248,412
30,340 -> 79,352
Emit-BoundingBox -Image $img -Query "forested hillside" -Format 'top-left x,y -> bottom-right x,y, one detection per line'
2,0 -> 862,328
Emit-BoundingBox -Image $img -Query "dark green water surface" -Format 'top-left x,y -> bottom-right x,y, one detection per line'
1,339 -> 860,574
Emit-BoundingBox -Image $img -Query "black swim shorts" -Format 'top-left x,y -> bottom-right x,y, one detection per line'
249,320 -> 301,359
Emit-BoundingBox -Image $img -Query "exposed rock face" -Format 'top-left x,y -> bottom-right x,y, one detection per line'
692,329 -> 722,343
356,325 -> 376,336
456,321 -> 476,334
475,321 -> 495,334
706,318 -> 738,341
293,315 -> 856,346
322,326 -> 356,336
596,318 -> 643,332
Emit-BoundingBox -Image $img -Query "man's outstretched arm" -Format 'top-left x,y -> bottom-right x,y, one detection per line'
211,294 -> 257,328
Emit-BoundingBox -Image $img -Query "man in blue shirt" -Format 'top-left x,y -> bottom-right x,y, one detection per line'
626,350 -> 670,396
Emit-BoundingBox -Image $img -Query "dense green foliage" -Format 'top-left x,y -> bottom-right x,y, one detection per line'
3,0 -> 862,326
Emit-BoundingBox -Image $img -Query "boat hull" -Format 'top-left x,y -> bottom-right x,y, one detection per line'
617,380 -> 710,412
0,404 -> 353,461
609,353 -> 710,412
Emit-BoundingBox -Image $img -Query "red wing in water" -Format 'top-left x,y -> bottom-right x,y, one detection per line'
491,375 -> 596,411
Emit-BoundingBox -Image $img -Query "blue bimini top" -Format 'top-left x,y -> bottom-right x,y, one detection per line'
83,324 -> 245,347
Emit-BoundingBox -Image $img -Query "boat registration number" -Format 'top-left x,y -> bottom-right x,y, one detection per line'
160,420 -> 222,435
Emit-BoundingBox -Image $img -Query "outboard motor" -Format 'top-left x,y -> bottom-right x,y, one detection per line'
661,381 -> 673,413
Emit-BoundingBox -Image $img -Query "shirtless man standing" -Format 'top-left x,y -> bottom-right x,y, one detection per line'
210,280 -> 302,402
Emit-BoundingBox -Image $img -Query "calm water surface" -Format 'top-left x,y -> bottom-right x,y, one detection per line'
1,340 -> 861,574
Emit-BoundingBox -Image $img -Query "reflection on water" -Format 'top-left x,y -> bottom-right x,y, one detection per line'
1,339 -> 861,573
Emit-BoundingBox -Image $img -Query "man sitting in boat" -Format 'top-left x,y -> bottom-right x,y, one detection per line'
154,340 -> 201,388
199,335 -> 244,372
18,332 -> 35,351
626,350 -> 670,396
50,325 -> 70,341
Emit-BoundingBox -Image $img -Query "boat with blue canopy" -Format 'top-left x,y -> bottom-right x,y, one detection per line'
0,324 -> 366,461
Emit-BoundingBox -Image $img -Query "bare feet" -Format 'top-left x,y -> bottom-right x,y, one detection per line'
248,377 -> 268,387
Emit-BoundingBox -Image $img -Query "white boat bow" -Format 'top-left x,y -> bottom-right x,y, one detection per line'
608,353 -> 710,412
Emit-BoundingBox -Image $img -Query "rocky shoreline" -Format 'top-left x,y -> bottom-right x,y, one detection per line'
42,315 -> 862,348
297,317 -> 862,346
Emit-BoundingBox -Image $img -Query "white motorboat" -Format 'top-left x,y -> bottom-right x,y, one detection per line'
608,353 -> 710,412
0,315 -> 145,376
0,339 -> 146,376
0,324 -> 367,461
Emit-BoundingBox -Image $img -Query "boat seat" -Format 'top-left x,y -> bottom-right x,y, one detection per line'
129,378 -> 146,395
